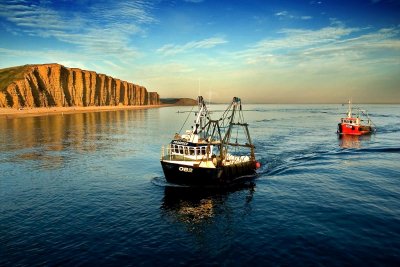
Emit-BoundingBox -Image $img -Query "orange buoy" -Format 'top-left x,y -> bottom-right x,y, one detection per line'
255,161 -> 261,169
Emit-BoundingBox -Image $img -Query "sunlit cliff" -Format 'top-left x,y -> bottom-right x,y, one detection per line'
0,63 -> 160,108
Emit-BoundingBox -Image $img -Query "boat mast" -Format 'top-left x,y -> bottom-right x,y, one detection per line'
347,99 -> 352,118
221,97 -> 255,160
193,96 -> 209,139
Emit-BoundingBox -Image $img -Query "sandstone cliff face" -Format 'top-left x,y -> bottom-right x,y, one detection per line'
0,64 -> 160,108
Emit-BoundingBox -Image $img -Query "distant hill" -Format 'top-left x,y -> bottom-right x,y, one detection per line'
161,98 -> 197,106
0,63 -> 160,108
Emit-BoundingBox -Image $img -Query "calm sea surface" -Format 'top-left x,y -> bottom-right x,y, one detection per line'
1,104 -> 400,266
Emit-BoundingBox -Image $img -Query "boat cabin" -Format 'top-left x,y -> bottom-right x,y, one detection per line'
169,140 -> 214,161
341,118 -> 360,125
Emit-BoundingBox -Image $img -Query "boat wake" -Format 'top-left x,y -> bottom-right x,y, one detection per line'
339,147 -> 400,154
258,142 -> 400,178
373,124 -> 400,134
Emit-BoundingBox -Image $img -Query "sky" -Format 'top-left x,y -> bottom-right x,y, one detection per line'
0,0 -> 399,103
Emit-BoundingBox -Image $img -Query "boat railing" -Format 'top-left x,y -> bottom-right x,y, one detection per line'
160,144 -> 210,162
161,143 -> 253,164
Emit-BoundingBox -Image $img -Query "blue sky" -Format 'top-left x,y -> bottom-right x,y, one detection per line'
0,0 -> 399,103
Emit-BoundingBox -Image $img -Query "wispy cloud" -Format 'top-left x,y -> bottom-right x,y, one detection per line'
215,24 -> 400,103
157,37 -> 228,56
184,0 -> 205,3
0,47 -> 92,70
0,1 -> 72,31
309,1 -> 323,5
91,1 -> 157,25
233,26 -> 356,64
275,10 -> 312,20
135,62 -> 195,77
230,22 -> 400,82
0,0 -> 156,61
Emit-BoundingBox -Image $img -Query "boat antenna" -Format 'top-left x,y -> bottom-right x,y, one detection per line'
347,99 -> 352,118
198,77 -> 201,97
208,90 -> 212,108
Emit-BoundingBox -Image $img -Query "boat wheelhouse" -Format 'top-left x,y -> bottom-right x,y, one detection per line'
160,96 -> 259,186
337,100 -> 375,135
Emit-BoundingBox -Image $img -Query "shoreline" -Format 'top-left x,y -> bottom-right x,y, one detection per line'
0,104 -> 172,118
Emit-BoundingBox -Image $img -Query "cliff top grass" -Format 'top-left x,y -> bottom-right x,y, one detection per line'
0,65 -> 30,92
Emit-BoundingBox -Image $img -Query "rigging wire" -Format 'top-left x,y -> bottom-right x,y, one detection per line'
177,104 -> 195,134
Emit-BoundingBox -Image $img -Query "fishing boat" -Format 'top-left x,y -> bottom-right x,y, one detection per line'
337,100 -> 375,135
160,96 -> 260,186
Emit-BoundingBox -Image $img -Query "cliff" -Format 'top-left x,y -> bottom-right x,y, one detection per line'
0,64 -> 160,108
161,98 -> 197,106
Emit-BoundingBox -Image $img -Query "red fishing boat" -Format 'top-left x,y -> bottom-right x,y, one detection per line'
337,100 -> 375,135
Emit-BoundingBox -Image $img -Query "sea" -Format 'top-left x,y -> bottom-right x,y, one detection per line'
1,104 -> 400,266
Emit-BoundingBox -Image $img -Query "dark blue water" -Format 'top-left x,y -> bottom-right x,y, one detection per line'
1,104 -> 400,266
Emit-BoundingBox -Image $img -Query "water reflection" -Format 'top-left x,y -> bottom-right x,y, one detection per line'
161,183 -> 255,230
338,134 -> 371,149
0,110 -> 149,169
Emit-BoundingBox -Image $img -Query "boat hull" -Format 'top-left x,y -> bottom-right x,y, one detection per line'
161,160 -> 257,186
337,123 -> 373,135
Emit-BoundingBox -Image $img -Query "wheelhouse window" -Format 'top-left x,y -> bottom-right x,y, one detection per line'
171,145 -> 196,156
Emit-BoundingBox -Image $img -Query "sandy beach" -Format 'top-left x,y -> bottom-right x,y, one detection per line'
0,105 -> 171,118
